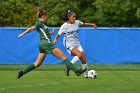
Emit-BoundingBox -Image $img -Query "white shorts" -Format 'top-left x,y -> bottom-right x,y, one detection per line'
63,38 -> 84,55
66,45 -> 84,55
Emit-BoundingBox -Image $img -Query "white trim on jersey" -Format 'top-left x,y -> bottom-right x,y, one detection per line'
39,28 -> 51,43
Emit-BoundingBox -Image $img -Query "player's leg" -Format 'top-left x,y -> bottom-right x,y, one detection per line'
63,56 -> 79,76
71,48 -> 83,61
78,46 -> 89,78
16,53 -> 46,79
80,52 -> 88,78
67,49 -> 80,64
71,56 -> 79,64
51,48 -> 86,76
63,48 -> 80,76
63,47 -> 84,76
71,48 -> 88,78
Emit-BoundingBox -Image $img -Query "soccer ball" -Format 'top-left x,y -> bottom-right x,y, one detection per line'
88,70 -> 97,79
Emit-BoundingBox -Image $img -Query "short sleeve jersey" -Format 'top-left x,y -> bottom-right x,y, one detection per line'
58,20 -> 83,48
35,20 -> 52,43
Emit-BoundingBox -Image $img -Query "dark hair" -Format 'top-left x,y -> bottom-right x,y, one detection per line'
61,10 -> 75,21
37,8 -> 47,18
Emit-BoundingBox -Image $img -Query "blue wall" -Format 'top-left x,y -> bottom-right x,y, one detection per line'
0,27 -> 140,64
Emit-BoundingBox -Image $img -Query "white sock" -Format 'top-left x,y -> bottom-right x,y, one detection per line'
71,56 -> 79,64
82,63 -> 88,77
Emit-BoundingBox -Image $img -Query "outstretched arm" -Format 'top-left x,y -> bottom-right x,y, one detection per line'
83,23 -> 97,29
53,34 -> 60,45
49,28 -> 56,35
18,26 -> 36,38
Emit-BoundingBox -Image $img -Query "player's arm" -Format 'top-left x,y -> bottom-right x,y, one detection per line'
18,26 -> 36,38
53,34 -> 60,45
83,23 -> 97,29
49,28 -> 56,35
53,26 -> 64,45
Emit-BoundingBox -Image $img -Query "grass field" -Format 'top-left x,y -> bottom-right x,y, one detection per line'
0,64 -> 140,93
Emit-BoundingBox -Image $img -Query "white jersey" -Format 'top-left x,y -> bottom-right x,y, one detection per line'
58,20 -> 83,50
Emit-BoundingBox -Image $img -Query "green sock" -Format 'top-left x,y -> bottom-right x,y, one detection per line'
23,64 -> 36,75
63,58 -> 78,72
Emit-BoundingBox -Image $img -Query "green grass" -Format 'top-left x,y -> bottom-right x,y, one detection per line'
1,64 -> 140,71
0,65 -> 140,93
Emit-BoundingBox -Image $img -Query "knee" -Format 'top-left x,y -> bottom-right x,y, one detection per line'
77,52 -> 83,59
34,62 -> 42,68
60,55 -> 67,61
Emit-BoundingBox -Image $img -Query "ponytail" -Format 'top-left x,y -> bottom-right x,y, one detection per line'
37,8 -> 47,18
61,10 -> 75,21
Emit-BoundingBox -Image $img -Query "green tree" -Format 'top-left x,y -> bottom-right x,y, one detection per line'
93,0 -> 140,27
0,0 -> 140,27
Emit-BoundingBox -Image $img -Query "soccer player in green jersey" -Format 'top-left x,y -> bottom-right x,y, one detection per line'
16,8 -> 86,79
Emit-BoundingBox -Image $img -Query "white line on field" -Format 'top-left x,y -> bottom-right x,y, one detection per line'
0,82 -> 58,91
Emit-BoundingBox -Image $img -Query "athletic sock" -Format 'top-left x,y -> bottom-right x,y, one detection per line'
82,63 -> 88,77
23,64 -> 36,75
71,56 -> 79,64
63,58 -> 78,72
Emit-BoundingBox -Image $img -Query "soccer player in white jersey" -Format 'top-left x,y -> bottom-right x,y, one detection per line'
53,10 -> 97,78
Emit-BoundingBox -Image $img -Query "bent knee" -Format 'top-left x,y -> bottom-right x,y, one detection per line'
77,52 -> 83,58
34,62 -> 42,68
60,55 -> 67,61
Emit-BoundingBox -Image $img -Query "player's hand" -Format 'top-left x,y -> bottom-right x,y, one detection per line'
53,39 -> 57,45
50,28 -> 56,35
18,33 -> 24,38
52,28 -> 56,32
92,24 -> 97,29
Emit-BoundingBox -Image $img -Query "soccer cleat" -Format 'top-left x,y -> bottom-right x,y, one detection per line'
64,67 -> 70,76
75,68 -> 87,76
16,70 -> 23,79
84,73 -> 88,78
94,75 -> 97,79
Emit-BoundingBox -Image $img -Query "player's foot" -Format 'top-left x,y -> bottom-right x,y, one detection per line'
84,74 -> 88,78
64,67 -> 70,76
16,70 -> 23,79
94,75 -> 97,79
76,68 -> 87,76
84,71 -> 88,78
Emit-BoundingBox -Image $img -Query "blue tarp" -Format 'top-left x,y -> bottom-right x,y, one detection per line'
0,27 -> 140,64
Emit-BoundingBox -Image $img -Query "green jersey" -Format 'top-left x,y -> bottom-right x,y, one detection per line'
35,20 -> 51,43
35,20 -> 55,54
